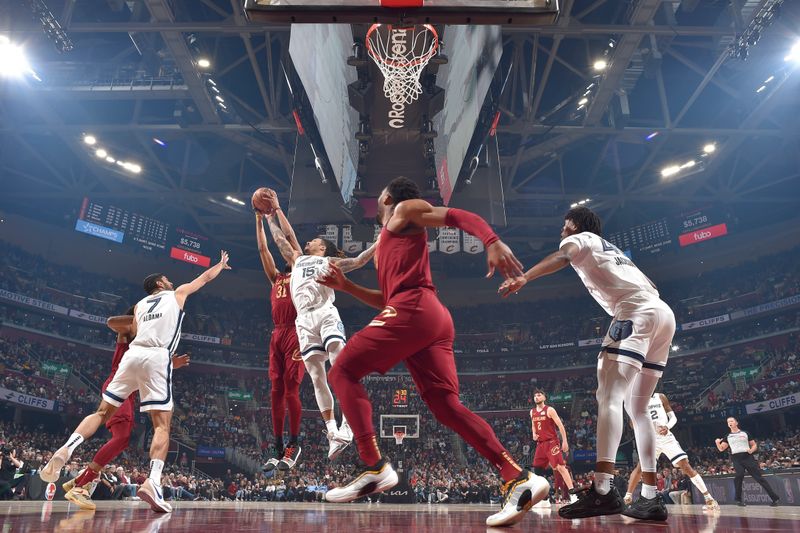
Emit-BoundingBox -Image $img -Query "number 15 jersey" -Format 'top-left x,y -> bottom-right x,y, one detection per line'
290,255 -> 335,313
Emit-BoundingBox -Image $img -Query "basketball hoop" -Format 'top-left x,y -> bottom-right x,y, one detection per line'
366,23 -> 439,105
393,430 -> 406,445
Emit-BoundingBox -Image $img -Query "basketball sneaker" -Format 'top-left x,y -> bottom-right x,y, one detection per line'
327,429 -> 351,461
138,478 -> 173,513
702,498 -> 720,511
39,446 -> 70,483
324,458 -> 398,503
62,477 -> 77,493
557,482 -> 624,519
621,495 -> 668,521
485,470 -> 550,527
65,485 -> 96,511
263,445 -> 283,472
278,444 -> 302,471
532,498 -> 551,509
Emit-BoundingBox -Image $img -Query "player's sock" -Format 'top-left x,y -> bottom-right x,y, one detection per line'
641,483 -> 657,499
149,459 -> 164,485
354,434 -> 381,466
74,467 -> 99,487
64,433 -> 84,456
594,472 -> 613,495
325,419 -> 338,434
690,474 -> 709,495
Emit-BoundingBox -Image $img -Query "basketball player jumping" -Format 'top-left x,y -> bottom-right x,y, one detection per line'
255,211 -> 305,472
530,389 -> 578,505
62,308 -> 190,510
500,206 -> 675,521
260,190 -> 378,460
625,392 -> 719,510
40,252 -> 231,513
317,176 -> 549,528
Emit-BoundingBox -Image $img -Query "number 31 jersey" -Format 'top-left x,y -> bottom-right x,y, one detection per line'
290,255 -> 336,313
271,273 -> 297,326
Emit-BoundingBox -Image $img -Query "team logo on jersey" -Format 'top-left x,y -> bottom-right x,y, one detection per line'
337,321 -> 345,334
291,349 -> 302,362
369,306 -> 397,327
607,320 -> 633,342
45,482 -> 56,501
551,445 -> 561,456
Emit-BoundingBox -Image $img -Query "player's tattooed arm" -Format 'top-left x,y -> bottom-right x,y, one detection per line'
330,238 -> 379,273
266,213 -> 300,266
265,189 -> 303,254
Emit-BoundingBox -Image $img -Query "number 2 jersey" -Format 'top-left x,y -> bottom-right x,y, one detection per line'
290,255 -> 336,313
271,272 -> 297,327
647,394 -> 673,437
559,231 -> 659,316
530,405 -> 558,442
130,290 -> 185,353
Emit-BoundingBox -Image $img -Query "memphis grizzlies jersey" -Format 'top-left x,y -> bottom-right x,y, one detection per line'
130,290 -> 185,353
290,255 -> 335,312
559,232 -> 659,316
647,394 -> 671,435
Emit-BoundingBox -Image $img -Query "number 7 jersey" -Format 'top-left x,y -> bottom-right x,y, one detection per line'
290,255 -> 336,313
131,290 -> 185,352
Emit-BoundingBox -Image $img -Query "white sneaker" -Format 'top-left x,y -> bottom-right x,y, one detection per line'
39,446 -> 69,483
325,458 -> 399,503
138,478 -> 173,513
486,471 -> 550,527
533,499 -> 551,508
327,430 -> 351,461
702,499 -> 720,511
570,493 -> 579,504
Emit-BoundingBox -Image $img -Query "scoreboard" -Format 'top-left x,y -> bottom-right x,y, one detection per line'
606,218 -> 672,255
76,198 -> 211,266
392,388 -> 409,409
676,208 -> 729,247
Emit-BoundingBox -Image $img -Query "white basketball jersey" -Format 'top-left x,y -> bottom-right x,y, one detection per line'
290,255 -> 335,312
560,232 -> 659,316
131,290 -> 184,352
647,394 -> 671,434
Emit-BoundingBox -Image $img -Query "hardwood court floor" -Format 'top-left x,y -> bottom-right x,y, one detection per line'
2,501 -> 799,532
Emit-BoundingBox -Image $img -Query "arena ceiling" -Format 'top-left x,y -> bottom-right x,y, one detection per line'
1,0 -> 799,264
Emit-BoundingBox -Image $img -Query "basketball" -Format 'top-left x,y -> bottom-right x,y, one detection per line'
252,187 -> 273,214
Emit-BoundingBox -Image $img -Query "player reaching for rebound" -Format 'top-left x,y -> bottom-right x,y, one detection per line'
255,211 -> 305,472
530,389 -> 578,505
40,252 -> 231,513
258,190 -> 378,460
317,177 -> 549,527
62,308 -> 190,510
625,392 -> 719,510
500,206 -> 676,522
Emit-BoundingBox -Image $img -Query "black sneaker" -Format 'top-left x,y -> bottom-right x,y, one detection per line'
278,444 -> 302,471
622,495 -> 668,522
558,482 -> 624,519
263,445 -> 283,472
737,501 -> 746,507
771,499 -> 780,507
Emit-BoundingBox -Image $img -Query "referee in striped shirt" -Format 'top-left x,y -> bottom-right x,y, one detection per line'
715,416 -> 779,506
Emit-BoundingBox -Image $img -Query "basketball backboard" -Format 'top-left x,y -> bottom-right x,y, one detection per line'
245,0 -> 560,25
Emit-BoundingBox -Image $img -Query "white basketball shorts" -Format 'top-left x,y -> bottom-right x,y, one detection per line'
601,294 -> 676,377
655,432 -> 688,465
103,346 -> 173,412
295,304 -> 346,361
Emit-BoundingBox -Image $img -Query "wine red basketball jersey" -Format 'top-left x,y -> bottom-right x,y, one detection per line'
271,273 -> 297,326
103,342 -> 129,390
376,227 -> 435,301
530,405 -> 557,442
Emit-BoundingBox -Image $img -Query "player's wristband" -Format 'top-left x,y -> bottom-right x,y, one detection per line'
444,208 -> 499,247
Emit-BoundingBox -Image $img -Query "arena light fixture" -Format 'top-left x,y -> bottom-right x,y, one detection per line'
660,165 -> 680,178
785,41 -> 800,62
197,58 -> 211,69
95,149 -> 107,158
593,59 -> 608,71
578,97 -> 588,106
703,143 -> 716,154
645,131 -> 659,141
153,138 -> 166,147
0,37 -> 38,79
680,160 -> 696,170
225,195 -> 246,206
83,135 -> 96,145
105,156 -> 116,163
215,95 -> 224,103
671,345 -> 680,352
756,85 -> 767,93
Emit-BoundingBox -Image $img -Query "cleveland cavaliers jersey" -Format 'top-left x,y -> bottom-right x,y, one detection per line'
290,255 -> 335,312
647,394 -> 672,435
530,405 -> 557,442
130,290 -> 185,353
559,232 -> 659,316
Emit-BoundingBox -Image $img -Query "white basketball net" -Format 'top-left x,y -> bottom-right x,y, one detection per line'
366,24 -> 439,106
394,431 -> 406,445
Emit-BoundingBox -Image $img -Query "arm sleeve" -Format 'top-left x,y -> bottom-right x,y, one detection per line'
666,411 -> 677,429
444,208 -> 499,247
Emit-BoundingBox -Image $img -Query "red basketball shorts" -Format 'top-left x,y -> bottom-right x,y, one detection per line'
533,439 -> 565,468
269,326 -> 304,385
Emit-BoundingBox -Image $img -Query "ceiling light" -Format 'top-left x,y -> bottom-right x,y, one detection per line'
645,131 -> 659,141
756,85 -> 767,93
218,103 -> 227,110
116,160 -> 125,167
128,164 -> 142,174
83,135 -> 96,145
95,149 -> 107,158
197,58 -> 211,69
593,59 -> 608,71
570,203 -> 578,208
0,40 -> 33,78
578,200 -> 586,205
764,75 -> 774,83
207,78 -> 217,86
584,198 -> 590,203
215,95 -> 224,103
680,160 -> 696,169
105,156 -> 116,163
785,41 -> 800,62
578,97 -> 588,105
671,345 -> 679,352
703,143 -> 716,154
660,165 -> 680,178
153,138 -> 166,147
210,86 -> 220,93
